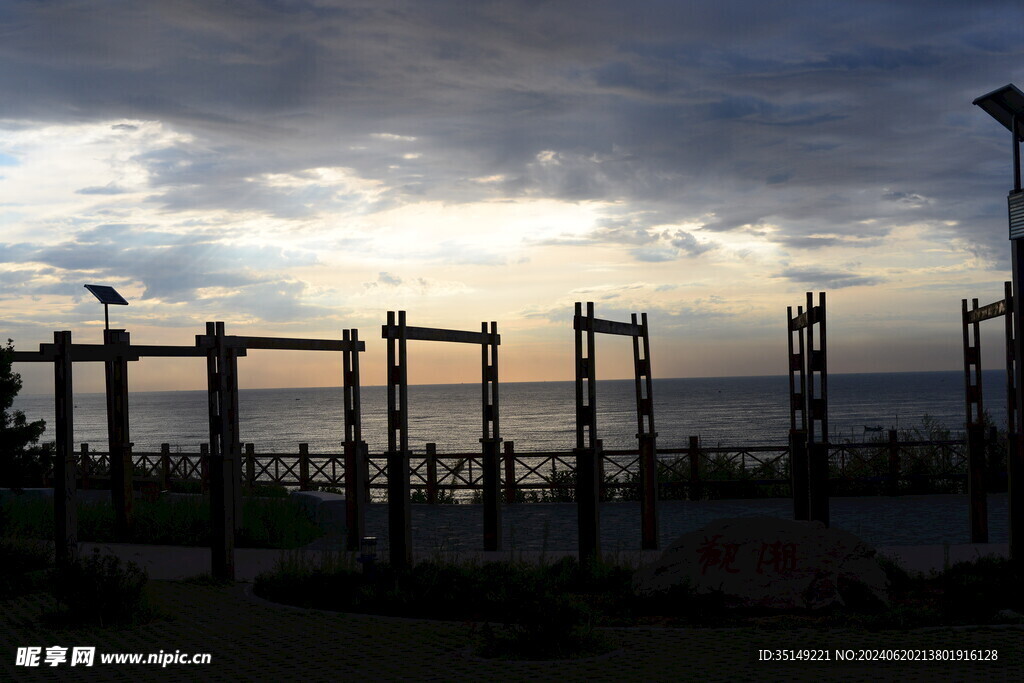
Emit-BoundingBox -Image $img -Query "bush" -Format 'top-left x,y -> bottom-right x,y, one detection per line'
50,549 -> 149,626
0,340 -> 50,489
0,495 -> 322,549
0,537 -> 53,598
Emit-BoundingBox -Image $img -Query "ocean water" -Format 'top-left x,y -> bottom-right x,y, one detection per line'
10,370 -> 1006,455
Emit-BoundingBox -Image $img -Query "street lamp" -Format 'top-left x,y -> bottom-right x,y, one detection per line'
973,83 -> 1024,563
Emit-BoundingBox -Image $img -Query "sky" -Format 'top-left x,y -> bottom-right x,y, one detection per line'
2,0 -> 1024,394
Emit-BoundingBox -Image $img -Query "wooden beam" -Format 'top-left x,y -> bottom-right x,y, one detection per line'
382,324 -> 500,345
966,299 -> 1008,324
134,345 -> 219,358
195,335 -> 363,352
573,316 -> 641,337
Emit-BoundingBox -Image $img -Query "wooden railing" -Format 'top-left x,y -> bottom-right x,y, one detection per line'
63,437 -> 973,500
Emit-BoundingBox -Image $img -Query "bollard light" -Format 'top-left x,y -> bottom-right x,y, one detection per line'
358,535 -> 377,574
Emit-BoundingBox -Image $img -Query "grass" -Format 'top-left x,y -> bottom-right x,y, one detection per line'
0,492 -> 323,549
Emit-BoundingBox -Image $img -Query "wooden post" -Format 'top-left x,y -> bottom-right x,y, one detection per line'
160,443 -> 171,490
574,302 -> 601,566
104,328 -> 133,541
481,320 -> 501,551
79,443 -> 90,490
968,423 -> 989,543
343,439 -> 367,551
688,435 -> 702,502
425,442 -> 438,504
206,321 -> 237,580
805,293 -> 830,527
638,433 -> 658,548
1003,279 -> 1021,563
787,303 -> 810,520
632,312 -> 658,550
963,297 -> 988,542
200,443 -> 210,494
299,443 -> 311,491
53,331 -> 77,566
482,438 -> 501,549
887,429 -> 900,496
789,430 -> 809,519
503,441 -> 516,504
342,327 -> 367,551
245,443 -> 255,490
384,311 -> 412,569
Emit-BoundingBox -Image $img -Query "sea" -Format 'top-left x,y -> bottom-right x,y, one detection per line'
9,370 -> 1008,455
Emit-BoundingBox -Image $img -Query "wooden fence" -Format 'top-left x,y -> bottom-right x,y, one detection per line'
61,436 -> 975,500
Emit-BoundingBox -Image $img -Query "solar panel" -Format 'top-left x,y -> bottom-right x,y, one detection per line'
84,284 -> 129,306
973,84 -> 1024,142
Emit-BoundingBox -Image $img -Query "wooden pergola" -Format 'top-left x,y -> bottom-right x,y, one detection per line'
786,292 -> 828,526
573,301 -> 658,565
381,311 -> 500,568
12,323 -> 365,579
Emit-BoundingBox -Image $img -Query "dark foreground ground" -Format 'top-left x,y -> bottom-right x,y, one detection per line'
2,494 -> 1021,680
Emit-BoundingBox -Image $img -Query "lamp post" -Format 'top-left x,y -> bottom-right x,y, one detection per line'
84,284 -> 129,332
973,83 -> 1024,563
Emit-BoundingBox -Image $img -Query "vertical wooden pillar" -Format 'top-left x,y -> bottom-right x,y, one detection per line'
425,442 -> 438,504
963,298 -> 989,543
574,302 -> 601,565
967,423 -> 988,542
79,443 -> 90,490
887,430 -> 901,496
299,443 -> 311,490
344,439 -> 367,550
1005,277 -> 1022,562
53,331 -> 77,566
687,435 -> 702,501
104,328 -> 132,540
632,313 -> 658,550
503,441 -> 517,504
787,304 -> 809,521
805,293 -> 830,527
160,443 -> 171,490
481,321 -> 501,551
245,443 -> 255,491
385,311 -> 412,569
206,321 -> 237,580
200,443 -> 210,494
342,328 -> 367,552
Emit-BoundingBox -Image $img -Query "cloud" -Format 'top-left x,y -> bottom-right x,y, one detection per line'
76,182 -> 128,195
0,0 -> 1016,264
774,267 -> 883,289
0,224 -> 324,322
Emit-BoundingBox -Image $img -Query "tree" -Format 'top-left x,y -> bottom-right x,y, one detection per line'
1,339 -> 50,489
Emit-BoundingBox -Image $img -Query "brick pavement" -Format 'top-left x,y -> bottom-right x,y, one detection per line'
2,581 -> 1022,681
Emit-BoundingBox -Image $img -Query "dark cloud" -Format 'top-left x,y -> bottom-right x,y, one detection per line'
0,225 -> 321,321
774,267 -> 883,289
0,0 -> 1022,256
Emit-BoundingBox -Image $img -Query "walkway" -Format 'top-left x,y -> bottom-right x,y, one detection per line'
2,581 -> 1021,681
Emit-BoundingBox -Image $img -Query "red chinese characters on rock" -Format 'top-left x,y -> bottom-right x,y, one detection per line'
756,541 -> 798,575
697,534 -> 742,575
696,536 -> 799,576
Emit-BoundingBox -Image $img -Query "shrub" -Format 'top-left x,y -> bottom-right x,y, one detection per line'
50,549 -> 149,626
0,537 -> 53,598
0,340 -> 50,489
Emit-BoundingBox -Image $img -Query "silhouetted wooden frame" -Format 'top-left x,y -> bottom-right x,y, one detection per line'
787,292 -> 828,526
13,326 -> 364,580
573,301 -> 658,566
381,311 -> 501,569
961,282 -> 1015,544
